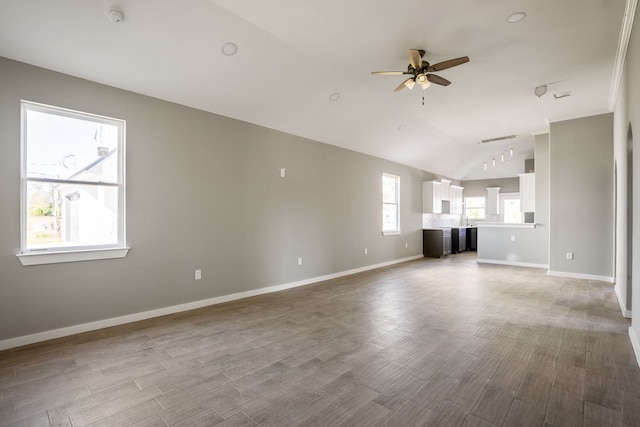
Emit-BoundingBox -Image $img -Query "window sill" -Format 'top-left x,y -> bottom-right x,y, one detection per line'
382,230 -> 401,236
17,247 -> 130,266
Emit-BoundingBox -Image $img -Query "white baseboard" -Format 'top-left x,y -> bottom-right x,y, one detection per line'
615,284 -> 632,318
0,255 -> 423,351
476,259 -> 548,269
629,326 -> 640,368
547,270 -> 614,283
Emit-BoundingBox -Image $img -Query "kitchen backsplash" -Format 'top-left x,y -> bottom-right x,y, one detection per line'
423,213 -> 463,228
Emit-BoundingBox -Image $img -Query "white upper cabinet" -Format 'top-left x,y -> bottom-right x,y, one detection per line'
486,187 -> 501,215
423,181 -> 442,213
450,185 -> 464,214
518,173 -> 535,212
424,181 -> 463,214
440,180 -> 451,201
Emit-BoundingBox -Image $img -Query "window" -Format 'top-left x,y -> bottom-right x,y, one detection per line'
465,197 -> 485,219
19,101 -> 127,265
500,194 -> 522,223
382,173 -> 400,235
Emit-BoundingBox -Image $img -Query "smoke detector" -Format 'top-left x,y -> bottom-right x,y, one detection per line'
534,85 -> 547,97
108,9 -> 124,23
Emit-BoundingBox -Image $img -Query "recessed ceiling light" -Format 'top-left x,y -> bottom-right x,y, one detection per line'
221,42 -> 238,56
397,125 -> 406,132
507,12 -> 527,23
329,92 -> 340,101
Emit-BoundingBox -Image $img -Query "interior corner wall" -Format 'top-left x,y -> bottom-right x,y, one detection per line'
549,113 -> 614,281
0,57 -> 434,344
614,59 -> 632,316
534,133 -> 550,266
622,4 -> 640,364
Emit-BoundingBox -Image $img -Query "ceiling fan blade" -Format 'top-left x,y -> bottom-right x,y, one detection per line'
371,71 -> 409,75
426,74 -> 451,86
427,56 -> 469,72
395,78 -> 415,92
409,49 -> 422,69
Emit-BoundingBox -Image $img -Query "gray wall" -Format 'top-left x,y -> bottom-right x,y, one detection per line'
461,177 -> 520,197
620,6 -> 640,349
533,133 -> 550,266
614,49 -> 633,314
0,57 -> 432,341
475,134 -> 549,267
549,113 -> 614,279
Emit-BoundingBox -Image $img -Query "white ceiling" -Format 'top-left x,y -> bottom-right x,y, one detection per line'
0,0 -> 627,180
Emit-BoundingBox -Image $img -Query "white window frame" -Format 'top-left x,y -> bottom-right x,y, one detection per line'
17,101 -> 129,266
464,196 -> 486,220
382,173 -> 401,236
499,192 -> 523,223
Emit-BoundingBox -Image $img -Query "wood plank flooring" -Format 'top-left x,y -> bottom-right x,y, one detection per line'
1,253 -> 638,426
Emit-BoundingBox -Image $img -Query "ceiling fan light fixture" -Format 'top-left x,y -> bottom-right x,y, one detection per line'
403,79 -> 416,90
415,74 -> 431,90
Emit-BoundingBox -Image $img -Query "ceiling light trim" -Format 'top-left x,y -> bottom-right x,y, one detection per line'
221,42 -> 238,56
609,0 -> 638,110
507,12 -> 527,23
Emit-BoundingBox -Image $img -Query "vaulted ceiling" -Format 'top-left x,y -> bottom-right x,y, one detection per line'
0,0 -> 628,180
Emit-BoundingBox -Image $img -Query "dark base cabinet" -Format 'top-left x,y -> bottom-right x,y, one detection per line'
423,229 -> 451,258
466,227 -> 477,251
451,228 -> 466,254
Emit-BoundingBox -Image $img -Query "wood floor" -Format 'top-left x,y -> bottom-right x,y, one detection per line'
1,253 -> 639,426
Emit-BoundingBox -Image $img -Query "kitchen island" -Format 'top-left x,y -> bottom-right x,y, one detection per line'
476,222 -> 548,268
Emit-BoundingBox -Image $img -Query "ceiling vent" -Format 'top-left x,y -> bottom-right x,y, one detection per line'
478,135 -> 516,144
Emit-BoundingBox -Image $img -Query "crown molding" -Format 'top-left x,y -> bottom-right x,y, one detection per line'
609,0 -> 638,110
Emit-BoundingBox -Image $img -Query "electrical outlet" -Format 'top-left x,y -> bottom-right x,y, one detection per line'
280,168 -> 286,178
405,242 -> 408,248
195,269 -> 202,280
297,257 -> 302,266
510,235 -> 516,242
364,248 -> 368,255
566,252 -> 574,260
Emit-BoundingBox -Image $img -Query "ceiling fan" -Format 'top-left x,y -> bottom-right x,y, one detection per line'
372,49 -> 469,92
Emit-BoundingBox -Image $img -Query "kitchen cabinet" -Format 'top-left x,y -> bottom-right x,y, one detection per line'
519,173 -> 535,212
423,181 -> 442,213
450,185 -> 464,214
423,229 -> 451,258
440,180 -> 451,202
486,187 -> 501,215
466,227 -> 477,251
424,181 -> 464,214
451,228 -> 466,253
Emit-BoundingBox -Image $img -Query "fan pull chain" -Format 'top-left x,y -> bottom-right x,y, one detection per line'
422,95 -> 424,106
